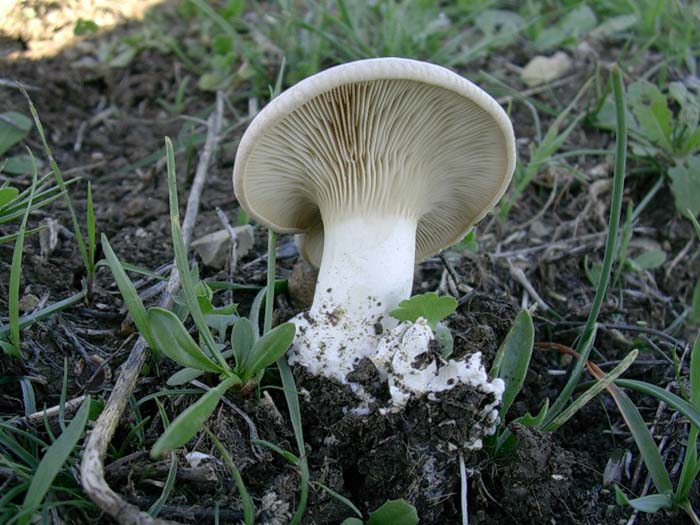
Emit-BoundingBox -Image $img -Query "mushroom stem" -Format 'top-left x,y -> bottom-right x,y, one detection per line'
289,213 -> 417,381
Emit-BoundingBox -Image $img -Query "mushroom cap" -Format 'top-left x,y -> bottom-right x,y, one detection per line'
233,57 -> 516,267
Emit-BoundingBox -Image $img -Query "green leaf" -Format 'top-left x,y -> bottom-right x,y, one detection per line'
669,157 -> 700,218
690,335 -> 700,408
341,519 -> 364,525
18,397 -> 90,524
73,18 -> 98,36
102,235 -> 156,350
276,359 -> 309,524
518,399 -> 549,427
628,81 -> 673,152
148,307 -> 224,373
615,487 -> 673,513
86,181 -> 95,273
0,187 -> 18,209
491,309 -> 534,419
0,112 -> 32,156
222,0 -> 245,19
583,255 -> 602,287
166,367 -> 205,386
534,4 -> 597,50
150,376 -> 239,458
434,323 -> 454,358
630,249 -> 666,271
389,292 -> 457,330
690,211 -> 700,241
367,499 -> 419,525
616,378 -> 700,429
590,14 -> 639,38
313,481 -> 363,519
669,81 -> 700,138
607,383 -> 674,494
691,281 -> 700,325
243,323 -> 295,381
452,230 -> 478,253
0,339 -> 20,357
204,303 -> 239,340
2,154 -> 43,175
231,318 -> 255,371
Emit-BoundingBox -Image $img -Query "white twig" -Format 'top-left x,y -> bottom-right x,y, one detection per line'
459,452 -> 468,525
80,92 -> 226,525
508,262 -> 552,311
22,395 -> 87,422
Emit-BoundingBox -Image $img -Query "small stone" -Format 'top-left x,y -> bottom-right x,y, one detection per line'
18,293 -> 39,312
288,260 -> 318,309
191,225 -> 254,269
123,196 -> 167,219
521,52 -> 572,87
185,451 -> 213,468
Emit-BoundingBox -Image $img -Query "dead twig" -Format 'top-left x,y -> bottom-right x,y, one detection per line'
80,92 -> 225,525
21,395 -> 87,423
508,262 -> 551,312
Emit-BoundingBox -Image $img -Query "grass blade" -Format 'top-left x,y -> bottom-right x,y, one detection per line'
101,234 -> 155,350
18,397 -> 90,525
165,137 -> 228,371
615,489 -> 672,512
544,349 -> 638,432
8,151 -> 38,354
312,481 -> 362,518
611,385 -> 673,495
689,211 -> 700,241
249,286 -> 267,339
86,181 -> 96,283
264,229 -> 276,334
545,65 -> 628,425
0,289 -> 87,340
615,379 -> 700,429
252,438 -> 300,465
206,428 -> 254,525
266,229 -> 309,524
21,87 -> 89,271
148,451 -> 177,517
278,359 -> 309,525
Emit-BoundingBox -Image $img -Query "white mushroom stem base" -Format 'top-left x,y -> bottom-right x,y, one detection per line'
288,213 -> 416,382
287,214 -> 504,447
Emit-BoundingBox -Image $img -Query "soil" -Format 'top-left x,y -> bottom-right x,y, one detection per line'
1,2 -> 698,524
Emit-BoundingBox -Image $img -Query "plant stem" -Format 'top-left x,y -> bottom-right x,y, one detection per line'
264,230 -> 276,335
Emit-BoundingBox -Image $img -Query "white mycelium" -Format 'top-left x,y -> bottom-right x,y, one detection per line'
372,318 -> 505,446
374,318 -> 505,410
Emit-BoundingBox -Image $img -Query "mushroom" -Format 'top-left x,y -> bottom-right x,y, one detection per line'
233,58 -> 515,390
